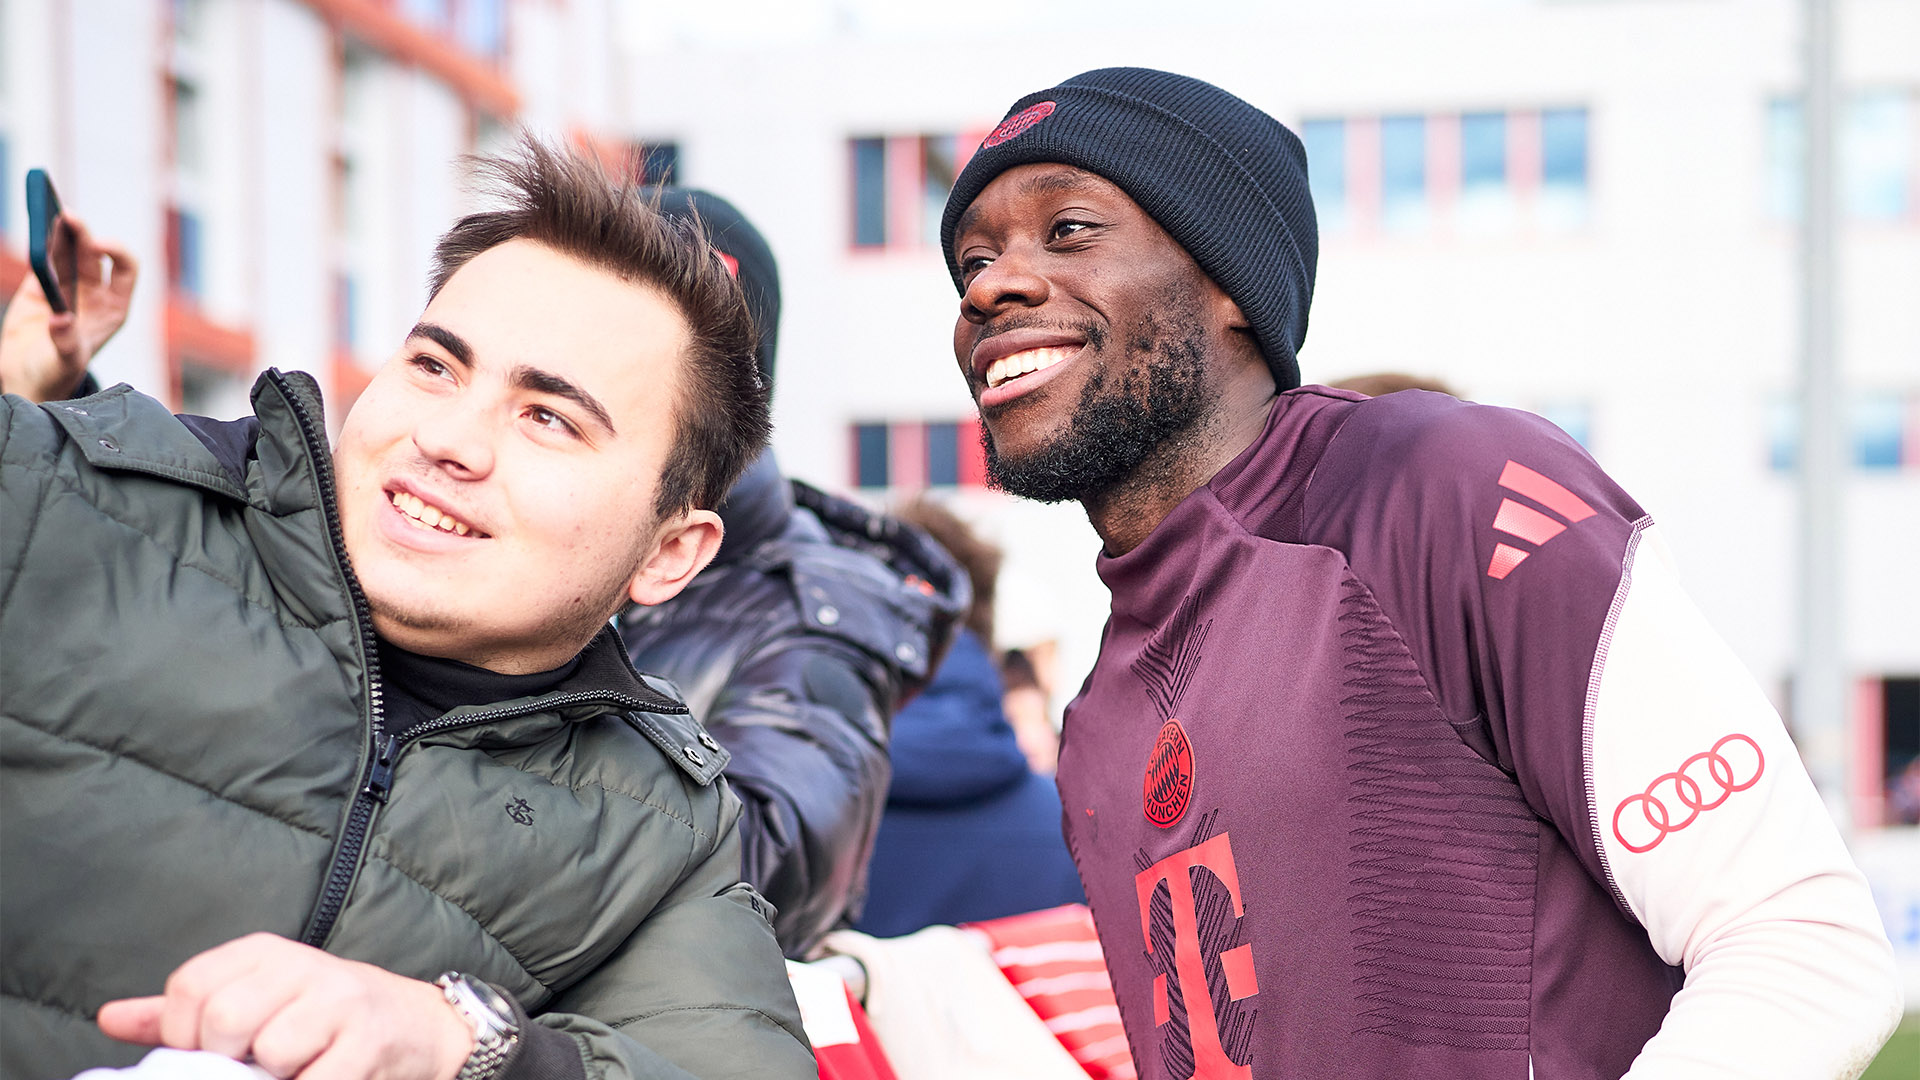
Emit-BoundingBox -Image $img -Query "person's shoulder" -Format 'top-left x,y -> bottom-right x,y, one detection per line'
770,481 -> 968,678
1292,391 -> 1646,562
1341,390 -> 1564,466
1314,392 -> 1597,505
4,382 -> 252,497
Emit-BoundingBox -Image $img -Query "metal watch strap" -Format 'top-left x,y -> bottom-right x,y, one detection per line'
436,972 -> 520,1080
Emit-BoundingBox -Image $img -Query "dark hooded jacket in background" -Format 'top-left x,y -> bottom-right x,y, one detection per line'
621,190 -> 967,956
854,627 -> 1085,938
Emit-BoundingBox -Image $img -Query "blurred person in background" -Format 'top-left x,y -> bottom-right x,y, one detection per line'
854,497 -> 1084,939
0,141 -> 811,1080
618,188 -> 968,958
999,646 -> 1060,775
940,67 -> 1900,1078
1327,372 -> 1459,398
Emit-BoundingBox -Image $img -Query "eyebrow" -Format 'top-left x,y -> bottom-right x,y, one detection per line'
406,321 -> 618,437
952,167 -> 1110,246
408,322 -> 472,365
511,365 -> 617,437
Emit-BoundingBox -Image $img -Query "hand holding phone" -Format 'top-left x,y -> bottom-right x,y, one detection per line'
1,171 -> 140,402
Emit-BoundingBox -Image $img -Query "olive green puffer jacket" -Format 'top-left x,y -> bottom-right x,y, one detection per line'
0,372 -> 813,1079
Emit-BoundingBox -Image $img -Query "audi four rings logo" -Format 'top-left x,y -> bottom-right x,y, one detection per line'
1611,733 -> 1765,854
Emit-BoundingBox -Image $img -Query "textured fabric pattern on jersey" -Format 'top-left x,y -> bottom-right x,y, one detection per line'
1335,574 -> 1537,1049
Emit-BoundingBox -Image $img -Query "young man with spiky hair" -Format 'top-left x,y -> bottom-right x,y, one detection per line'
0,141 -> 813,1080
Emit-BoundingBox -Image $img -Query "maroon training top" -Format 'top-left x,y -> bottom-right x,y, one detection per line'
1057,387 -> 1680,1080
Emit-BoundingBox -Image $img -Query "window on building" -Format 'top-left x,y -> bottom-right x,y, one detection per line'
1768,391 -> 1920,471
1766,90 -> 1916,223
1458,111 -> 1511,230
1854,392 -> 1907,469
851,138 -> 887,248
1380,115 -> 1427,231
168,206 -> 203,301
1767,98 -> 1804,219
849,133 -> 968,250
926,422 -> 960,486
171,77 -> 204,176
852,420 -> 988,488
1301,118 -> 1347,231
1540,107 -> 1590,225
1461,112 -> 1507,191
459,0 -> 507,59
1844,89 -> 1913,221
854,423 -> 890,488
1883,677 -> 1920,826
922,136 -> 963,247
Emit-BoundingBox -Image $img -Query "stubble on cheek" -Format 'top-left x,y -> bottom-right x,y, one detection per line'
980,308 -> 1209,504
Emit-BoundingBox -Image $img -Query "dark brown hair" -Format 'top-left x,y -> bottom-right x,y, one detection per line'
893,497 -> 1000,647
428,137 -> 770,517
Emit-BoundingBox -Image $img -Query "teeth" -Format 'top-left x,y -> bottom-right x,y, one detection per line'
985,345 -> 1077,389
388,490 -> 475,536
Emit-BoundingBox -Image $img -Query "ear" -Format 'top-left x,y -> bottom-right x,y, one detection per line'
626,509 -> 724,607
1215,291 -> 1252,333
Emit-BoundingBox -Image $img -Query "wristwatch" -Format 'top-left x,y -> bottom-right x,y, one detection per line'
436,972 -> 521,1080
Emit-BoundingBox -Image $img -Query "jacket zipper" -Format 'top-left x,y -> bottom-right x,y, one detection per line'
367,688 -> 690,790
314,689 -> 688,941
360,690 -> 681,804
272,373 -> 390,950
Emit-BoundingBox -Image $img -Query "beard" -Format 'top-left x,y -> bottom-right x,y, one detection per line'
981,311 -> 1211,505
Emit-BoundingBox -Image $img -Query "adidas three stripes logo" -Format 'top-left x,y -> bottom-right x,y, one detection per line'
1486,460 -> 1597,580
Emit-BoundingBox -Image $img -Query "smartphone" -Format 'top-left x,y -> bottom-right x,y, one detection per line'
27,168 -> 77,315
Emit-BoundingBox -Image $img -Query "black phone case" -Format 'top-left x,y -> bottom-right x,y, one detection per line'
27,168 -> 70,315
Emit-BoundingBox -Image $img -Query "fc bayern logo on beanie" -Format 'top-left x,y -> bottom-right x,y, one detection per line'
982,101 -> 1056,148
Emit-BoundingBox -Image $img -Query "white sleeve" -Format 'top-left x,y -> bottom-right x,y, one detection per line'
1589,525 -> 1902,1079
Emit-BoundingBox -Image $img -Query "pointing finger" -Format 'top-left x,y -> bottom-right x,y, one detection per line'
96,995 -> 167,1046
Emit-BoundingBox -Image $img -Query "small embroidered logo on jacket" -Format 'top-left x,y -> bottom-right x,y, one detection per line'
1486,460 -> 1598,580
983,101 -> 1058,148
506,797 -> 535,827
1612,733 -> 1765,853
1144,719 -> 1195,828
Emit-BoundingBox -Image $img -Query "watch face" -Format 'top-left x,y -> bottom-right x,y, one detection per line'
469,978 -> 514,1022
441,973 -> 519,1042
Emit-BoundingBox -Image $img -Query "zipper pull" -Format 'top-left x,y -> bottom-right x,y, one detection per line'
363,734 -> 400,802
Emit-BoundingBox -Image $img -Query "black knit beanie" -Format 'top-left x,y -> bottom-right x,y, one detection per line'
940,67 -> 1318,391
653,187 -> 782,386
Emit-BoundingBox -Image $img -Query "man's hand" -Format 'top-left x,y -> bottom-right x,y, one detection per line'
96,933 -> 475,1080
0,215 -> 138,402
